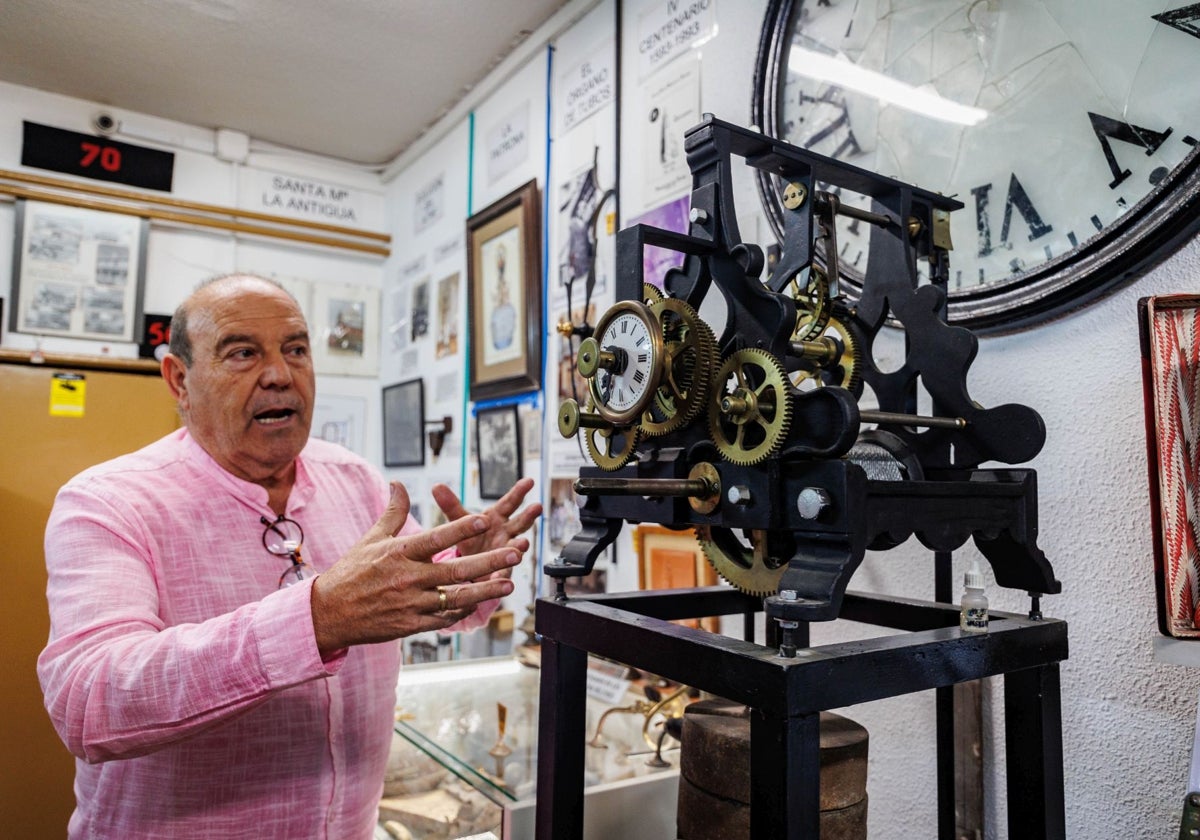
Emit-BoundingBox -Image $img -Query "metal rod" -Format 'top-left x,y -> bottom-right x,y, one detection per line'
860,409 -> 966,429
574,476 -> 711,497
817,193 -> 892,228
789,337 -> 839,365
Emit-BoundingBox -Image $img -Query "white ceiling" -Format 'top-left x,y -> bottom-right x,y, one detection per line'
0,0 -> 571,167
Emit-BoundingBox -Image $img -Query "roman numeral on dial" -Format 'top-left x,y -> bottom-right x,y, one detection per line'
1153,4 -> 1200,38
1088,112 -> 1173,189
971,175 -> 1053,258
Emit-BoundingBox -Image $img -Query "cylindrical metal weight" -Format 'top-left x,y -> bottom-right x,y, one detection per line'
676,699 -> 868,840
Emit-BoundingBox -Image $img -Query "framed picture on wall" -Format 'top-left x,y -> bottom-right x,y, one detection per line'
1139,294 -> 1200,638
476,404 -> 522,500
382,378 -> 425,467
632,523 -> 719,632
311,282 -> 381,377
9,199 -> 148,343
311,394 -> 368,457
466,180 -> 542,401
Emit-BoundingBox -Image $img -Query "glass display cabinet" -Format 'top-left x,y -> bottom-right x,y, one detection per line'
377,656 -> 680,839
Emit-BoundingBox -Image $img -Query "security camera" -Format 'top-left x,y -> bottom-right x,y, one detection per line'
92,112 -> 119,136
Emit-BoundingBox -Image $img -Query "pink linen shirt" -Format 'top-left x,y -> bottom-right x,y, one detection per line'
38,428 -> 485,839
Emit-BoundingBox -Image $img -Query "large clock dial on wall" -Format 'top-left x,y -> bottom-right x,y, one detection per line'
752,0 -> 1200,332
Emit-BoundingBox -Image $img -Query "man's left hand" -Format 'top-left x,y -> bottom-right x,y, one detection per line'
431,477 -> 542,576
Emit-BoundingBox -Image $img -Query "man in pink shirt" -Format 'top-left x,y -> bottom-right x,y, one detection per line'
37,273 -> 541,839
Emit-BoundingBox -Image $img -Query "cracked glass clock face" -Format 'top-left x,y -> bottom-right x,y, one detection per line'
753,0 -> 1200,331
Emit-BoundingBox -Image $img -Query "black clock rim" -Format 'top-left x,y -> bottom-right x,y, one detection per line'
751,0 -> 1200,334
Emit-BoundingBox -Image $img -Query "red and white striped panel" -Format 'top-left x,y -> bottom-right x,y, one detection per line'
1150,302 -> 1200,636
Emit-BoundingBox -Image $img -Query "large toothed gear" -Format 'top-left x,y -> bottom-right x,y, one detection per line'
695,526 -> 793,597
641,298 -> 718,437
789,316 -> 862,395
790,265 -> 832,342
580,398 -> 641,471
708,348 -> 793,465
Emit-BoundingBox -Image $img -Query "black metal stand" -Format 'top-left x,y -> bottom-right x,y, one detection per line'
534,587 -> 1067,840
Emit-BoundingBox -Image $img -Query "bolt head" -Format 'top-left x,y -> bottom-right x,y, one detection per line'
727,485 -> 752,505
796,487 -> 831,520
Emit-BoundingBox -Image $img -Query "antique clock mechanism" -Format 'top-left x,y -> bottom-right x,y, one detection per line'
548,115 -> 1059,650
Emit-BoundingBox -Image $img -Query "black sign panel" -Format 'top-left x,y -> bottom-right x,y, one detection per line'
138,313 -> 173,360
21,121 -> 174,192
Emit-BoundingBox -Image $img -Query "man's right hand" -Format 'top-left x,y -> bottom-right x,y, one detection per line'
309,482 -> 522,654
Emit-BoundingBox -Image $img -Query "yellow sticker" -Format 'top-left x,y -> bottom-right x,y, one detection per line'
605,211 -> 616,236
50,373 -> 86,417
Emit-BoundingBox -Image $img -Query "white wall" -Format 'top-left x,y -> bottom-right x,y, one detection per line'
0,81 -> 389,465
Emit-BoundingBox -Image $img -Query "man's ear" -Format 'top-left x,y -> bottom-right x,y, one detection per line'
161,354 -> 189,407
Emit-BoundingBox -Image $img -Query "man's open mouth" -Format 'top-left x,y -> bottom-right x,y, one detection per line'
254,408 -> 296,425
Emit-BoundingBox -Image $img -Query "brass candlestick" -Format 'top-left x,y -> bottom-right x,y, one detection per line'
488,702 -> 513,779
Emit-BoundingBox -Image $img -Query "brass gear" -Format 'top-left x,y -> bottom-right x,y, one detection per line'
641,298 -> 718,436
695,526 -> 792,597
643,282 -> 665,304
789,316 -> 862,394
790,265 -> 832,342
707,348 -> 793,465
582,398 -> 640,470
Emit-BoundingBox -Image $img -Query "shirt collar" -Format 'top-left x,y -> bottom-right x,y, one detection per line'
180,429 -> 314,516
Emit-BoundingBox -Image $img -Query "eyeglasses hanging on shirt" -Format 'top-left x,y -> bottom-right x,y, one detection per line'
260,514 -> 314,588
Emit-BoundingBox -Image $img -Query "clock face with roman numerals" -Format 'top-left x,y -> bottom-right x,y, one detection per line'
589,301 -> 662,424
753,0 -> 1200,331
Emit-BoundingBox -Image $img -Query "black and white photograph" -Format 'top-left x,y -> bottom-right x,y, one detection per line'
382,378 -> 425,468
476,404 -> 521,500
81,286 -> 126,335
10,199 -> 147,342
410,277 -> 430,343
23,282 -> 76,331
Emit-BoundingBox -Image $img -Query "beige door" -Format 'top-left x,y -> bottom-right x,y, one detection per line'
0,357 -> 179,838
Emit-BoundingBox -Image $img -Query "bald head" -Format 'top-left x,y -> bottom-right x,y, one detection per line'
169,274 -> 300,367
160,272 -> 315,494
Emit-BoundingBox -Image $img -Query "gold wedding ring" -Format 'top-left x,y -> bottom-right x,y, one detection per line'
436,586 -> 448,612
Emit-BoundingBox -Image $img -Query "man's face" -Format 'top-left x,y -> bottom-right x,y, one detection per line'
164,279 -> 315,485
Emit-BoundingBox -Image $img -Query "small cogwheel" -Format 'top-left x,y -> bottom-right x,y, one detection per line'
789,316 -> 862,396
581,398 -> 640,470
790,265 -> 832,342
695,526 -> 792,597
707,348 -> 793,465
641,298 -> 718,436
643,282 -> 665,304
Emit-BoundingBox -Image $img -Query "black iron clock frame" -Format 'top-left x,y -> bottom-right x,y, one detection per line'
540,114 -> 1069,837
